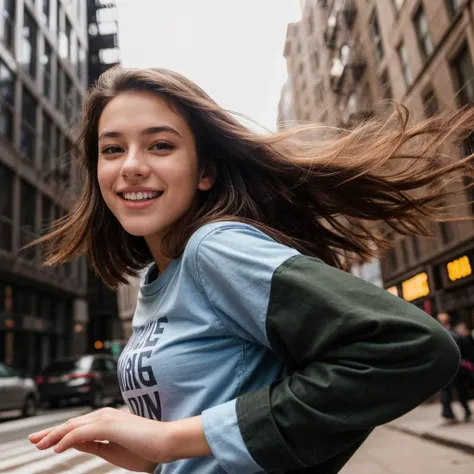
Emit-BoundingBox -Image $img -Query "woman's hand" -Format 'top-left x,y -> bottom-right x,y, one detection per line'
28,408 -> 171,472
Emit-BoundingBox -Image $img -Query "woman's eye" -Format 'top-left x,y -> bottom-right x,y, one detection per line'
151,142 -> 174,152
102,146 -> 122,154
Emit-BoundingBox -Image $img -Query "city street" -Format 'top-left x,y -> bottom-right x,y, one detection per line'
341,425 -> 474,474
0,407 -> 473,473
0,407 -> 128,473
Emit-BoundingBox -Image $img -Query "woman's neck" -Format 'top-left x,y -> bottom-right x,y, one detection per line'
144,235 -> 172,274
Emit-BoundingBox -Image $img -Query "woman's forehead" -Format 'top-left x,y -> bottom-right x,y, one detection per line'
98,91 -> 189,135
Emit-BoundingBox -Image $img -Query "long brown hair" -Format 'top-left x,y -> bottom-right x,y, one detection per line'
35,66 -> 474,289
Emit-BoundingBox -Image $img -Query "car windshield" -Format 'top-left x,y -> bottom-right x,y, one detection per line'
42,356 -> 93,375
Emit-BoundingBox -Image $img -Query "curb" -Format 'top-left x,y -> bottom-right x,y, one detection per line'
386,424 -> 474,456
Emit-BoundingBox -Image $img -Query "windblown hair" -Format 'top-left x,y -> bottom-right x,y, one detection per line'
36,67 -> 474,288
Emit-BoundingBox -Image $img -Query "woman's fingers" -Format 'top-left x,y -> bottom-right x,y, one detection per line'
35,414 -> 102,450
54,423 -> 111,453
28,427 -> 55,443
29,409 -> 104,444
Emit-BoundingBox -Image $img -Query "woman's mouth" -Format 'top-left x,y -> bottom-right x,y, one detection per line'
119,191 -> 164,201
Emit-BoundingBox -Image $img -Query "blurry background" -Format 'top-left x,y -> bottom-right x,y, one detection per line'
0,0 -> 472,383
0,1 -> 472,473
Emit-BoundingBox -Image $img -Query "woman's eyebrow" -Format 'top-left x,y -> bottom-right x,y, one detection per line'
98,125 -> 182,141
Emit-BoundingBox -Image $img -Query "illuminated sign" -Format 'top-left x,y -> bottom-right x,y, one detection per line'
401,272 -> 430,302
386,286 -> 399,297
447,255 -> 472,282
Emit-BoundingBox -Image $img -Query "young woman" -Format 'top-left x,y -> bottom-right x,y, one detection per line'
28,67 -> 473,474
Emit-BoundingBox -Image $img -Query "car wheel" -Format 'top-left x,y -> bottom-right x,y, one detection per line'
90,388 -> 104,409
22,396 -> 38,418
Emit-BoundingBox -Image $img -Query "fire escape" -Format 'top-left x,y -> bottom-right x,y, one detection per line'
87,0 -> 120,86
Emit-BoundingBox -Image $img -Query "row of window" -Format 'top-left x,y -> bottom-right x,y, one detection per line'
0,280 -> 72,327
0,162 -> 71,258
372,1 -> 471,96
1,2 -> 85,125
2,1 -> 86,81
376,39 -> 474,111
0,59 -> 76,182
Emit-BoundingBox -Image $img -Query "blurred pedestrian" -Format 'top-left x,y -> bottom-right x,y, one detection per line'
27,68 -> 474,474
438,316 -> 474,422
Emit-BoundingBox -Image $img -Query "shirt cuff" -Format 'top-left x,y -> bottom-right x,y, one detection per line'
202,399 -> 264,474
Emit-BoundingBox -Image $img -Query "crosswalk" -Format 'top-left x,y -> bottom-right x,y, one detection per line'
0,408 -> 138,474
0,437 -> 133,474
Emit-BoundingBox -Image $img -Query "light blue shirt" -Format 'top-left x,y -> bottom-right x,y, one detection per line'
117,222 -> 299,473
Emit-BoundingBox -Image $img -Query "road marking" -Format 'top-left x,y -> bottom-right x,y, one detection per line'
0,408 -> 89,434
0,446 -> 56,472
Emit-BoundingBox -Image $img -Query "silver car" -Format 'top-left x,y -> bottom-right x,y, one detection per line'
0,363 -> 39,417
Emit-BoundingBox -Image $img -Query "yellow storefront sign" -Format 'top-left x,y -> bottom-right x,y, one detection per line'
447,255 -> 472,282
401,272 -> 430,302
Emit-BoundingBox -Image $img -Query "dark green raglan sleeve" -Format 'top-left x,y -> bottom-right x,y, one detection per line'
236,255 -> 460,473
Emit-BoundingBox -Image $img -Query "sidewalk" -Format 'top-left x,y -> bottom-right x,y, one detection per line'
387,401 -> 474,454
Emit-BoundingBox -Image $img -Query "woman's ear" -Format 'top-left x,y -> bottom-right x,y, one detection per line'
198,163 -> 216,191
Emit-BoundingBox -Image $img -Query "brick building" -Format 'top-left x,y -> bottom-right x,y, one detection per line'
281,0 -> 474,328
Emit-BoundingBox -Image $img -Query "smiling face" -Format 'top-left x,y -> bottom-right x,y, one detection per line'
97,91 -> 213,247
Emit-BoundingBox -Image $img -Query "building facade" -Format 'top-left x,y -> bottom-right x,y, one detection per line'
282,0 -> 474,325
85,0 -> 123,355
0,0 -> 90,374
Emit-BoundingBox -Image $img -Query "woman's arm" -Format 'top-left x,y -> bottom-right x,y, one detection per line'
187,223 -> 460,474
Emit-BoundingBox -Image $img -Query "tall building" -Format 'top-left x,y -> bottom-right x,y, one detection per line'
0,0 -> 89,374
85,0 -> 123,354
282,0 -> 474,326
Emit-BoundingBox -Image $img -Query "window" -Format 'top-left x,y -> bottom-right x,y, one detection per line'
397,42 -> 413,87
21,10 -> 38,78
387,248 -> 398,269
446,0 -> 462,17
414,6 -> 433,62
392,0 -> 404,12
64,75 -> 74,123
411,235 -> 421,259
439,222 -> 453,244
42,0 -> 51,26
77,46 -> 85,81
40,196 -> 52,258
380,69 -> 392,99
56,0 -> 61,34
463,133 -> 474,214
0,164 -> 13,252
401,239 -> 409,266
0,61 -> 15,142
42,40 -> 53,99
0,0 -> 15,51
451,44 -> 474,107
20,181 -> 37,260
57,15 -> 73,63
422,88 -> 440,118
56,65 -> 63,109
370,12 -> 384,62
42,114 -> 53,171
312,51 -> 320,70
41,196 -> 53,230
21,89 -> 37,162
314,83 -> 324,104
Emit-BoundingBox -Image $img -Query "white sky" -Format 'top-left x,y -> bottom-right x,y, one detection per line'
115,0 -> 301,131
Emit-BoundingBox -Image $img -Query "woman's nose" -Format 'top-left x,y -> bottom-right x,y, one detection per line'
121,150 -> 150,178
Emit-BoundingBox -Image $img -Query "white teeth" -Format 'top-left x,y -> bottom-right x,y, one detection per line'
122,191 -> 161,201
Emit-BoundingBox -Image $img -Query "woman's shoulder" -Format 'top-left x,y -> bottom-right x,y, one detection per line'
183,220 -> 300,270
184,221 -> 276,256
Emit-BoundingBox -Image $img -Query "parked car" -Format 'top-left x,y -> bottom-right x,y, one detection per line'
36,354 -> 122,409
0,363 -> 39,417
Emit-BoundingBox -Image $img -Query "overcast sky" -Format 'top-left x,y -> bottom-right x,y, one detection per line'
115,0 -> 301,131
